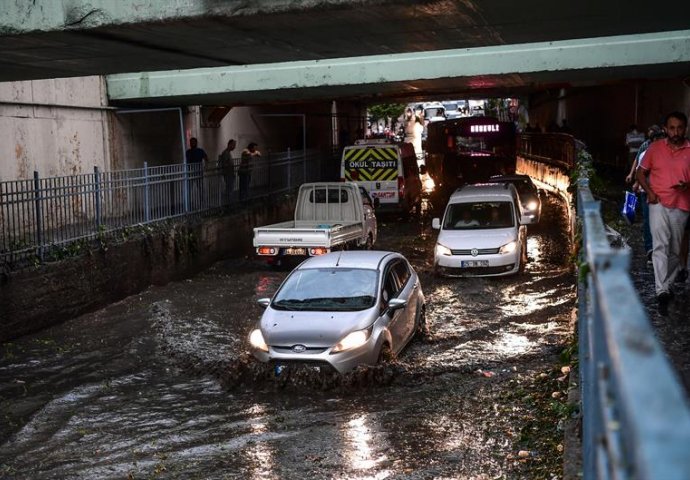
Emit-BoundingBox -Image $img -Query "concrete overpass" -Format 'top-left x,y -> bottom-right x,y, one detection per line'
2,0 -> 690,105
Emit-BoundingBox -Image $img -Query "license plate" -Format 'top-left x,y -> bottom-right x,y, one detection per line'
461,260 -> 489,268
274,364 -> 320,377
284,247 -> 306,255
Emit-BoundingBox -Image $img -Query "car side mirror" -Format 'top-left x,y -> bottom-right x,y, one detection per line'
373,197 -> 381,209
432,218 -> 441,230
388,298 -> 407,311
257,298 -> 271,308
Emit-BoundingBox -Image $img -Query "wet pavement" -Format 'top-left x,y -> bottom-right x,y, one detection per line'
1,194 -> 576,479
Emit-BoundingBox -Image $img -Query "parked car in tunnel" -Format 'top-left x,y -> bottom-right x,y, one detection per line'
248,251 -> 426,374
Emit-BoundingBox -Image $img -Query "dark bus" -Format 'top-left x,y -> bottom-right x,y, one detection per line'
425,116 -> 517,193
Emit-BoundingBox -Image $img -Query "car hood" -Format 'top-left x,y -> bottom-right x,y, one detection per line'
260,307 -> 377,347
438,228 -> 516,249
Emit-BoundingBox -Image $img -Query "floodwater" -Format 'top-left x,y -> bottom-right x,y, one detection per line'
1,195 -> 575,479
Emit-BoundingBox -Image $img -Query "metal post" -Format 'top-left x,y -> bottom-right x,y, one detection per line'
94,166 -> 102,230
287,147 -> 292,190
183,163 -> 190,213
302,114 -> 307,183
267,151 -> 272,192
144,161 -> 150,222
33,171 -> 44,262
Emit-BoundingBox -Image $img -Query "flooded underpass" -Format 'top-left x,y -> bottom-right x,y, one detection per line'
0,194 -> 576,479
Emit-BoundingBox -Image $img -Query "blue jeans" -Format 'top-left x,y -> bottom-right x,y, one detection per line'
640,191 -> 652,253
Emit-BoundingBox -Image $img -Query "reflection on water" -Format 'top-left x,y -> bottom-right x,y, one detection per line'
343,413 -> 392,478
255,273 -> 283,297
527,236 -> 542,265
498,284 -> 570,317
245,403 -> 276,479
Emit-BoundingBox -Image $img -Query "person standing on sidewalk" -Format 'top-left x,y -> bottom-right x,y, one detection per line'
239,142 -> 261,202
185,137 -> 208,205
218,139 -> 237,203
636,111 -> 690,315
625,125 -> 665,263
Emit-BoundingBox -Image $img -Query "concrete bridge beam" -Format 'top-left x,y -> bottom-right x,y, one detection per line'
106,29 -> 690,105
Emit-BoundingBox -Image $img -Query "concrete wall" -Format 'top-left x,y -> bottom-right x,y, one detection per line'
1,76 -> 345,180
0,196 -> 296,342
528,78 -> 690,169
0,76 -> 112,180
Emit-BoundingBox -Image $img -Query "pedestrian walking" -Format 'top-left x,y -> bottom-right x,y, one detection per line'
239,142 -> 260,202
625,125 -> 665,263
636,111 -> 690,315
218,139 -> 236,203
625,124 -> 645,168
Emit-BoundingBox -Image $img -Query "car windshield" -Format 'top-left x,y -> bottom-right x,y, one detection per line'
272,268 -> 378,311
498,179 -> 535,197
443,201 -> 515,230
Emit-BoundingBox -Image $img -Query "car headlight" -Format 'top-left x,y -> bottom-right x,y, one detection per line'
499,241 -> 517,254
332,328 -> 370,353
524,201 -> 538,211
435,243 -> 452,256
249,329 -> 269,352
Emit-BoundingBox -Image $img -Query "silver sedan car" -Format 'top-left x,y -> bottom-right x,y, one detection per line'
249,251 -> 426,374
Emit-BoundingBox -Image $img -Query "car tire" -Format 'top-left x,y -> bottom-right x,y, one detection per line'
377,344 -> 393,364
518,242 -> 527,274
415,304 -> 428,337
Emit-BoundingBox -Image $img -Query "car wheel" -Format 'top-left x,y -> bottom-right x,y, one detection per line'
415,304 -> 428,337
377,344 -> 393,364
518,242 -> 527,274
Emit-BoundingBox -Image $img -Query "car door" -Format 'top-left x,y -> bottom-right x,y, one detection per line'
359,187 -> 378,244
380,260 -> 405,350
392,260 -> 418,347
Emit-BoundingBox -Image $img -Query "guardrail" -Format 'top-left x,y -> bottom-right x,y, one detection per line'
518,132 -> 576,169
577,158 -> 690,479
0,149 -> 327,269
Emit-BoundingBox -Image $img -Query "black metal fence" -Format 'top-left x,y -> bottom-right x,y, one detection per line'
1,149 -> 329,269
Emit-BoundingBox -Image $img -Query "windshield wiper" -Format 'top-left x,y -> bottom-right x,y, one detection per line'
273,298 -> 309,310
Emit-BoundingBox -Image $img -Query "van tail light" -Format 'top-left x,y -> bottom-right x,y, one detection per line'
309,247 -> 329,256
398,176 -> 404,198
257,246 -> 276,256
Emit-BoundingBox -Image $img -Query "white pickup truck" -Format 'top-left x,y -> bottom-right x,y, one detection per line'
253,182 -> 378,263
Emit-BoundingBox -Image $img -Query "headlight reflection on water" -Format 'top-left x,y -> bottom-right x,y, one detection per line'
245,404 -> 276,479
343,413 -> 392,477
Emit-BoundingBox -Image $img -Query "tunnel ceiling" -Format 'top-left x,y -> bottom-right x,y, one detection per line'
2,0 -> 690,104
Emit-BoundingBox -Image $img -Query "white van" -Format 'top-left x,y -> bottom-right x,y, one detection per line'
431,183 -> 530,277
341,140 -> 421,214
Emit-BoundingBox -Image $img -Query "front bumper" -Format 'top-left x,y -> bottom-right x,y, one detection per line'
251,336 -> 380,374
435,251 -> 519,277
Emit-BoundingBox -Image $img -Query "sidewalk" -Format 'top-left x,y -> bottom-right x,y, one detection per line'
620,216 -> 690,396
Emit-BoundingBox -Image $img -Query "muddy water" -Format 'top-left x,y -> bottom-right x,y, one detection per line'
1,195 -> 575,479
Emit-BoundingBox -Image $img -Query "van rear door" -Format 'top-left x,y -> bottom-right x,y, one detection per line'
342,145 -> 400,206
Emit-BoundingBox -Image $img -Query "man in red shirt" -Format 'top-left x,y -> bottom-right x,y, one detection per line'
637,111 -> 690,315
